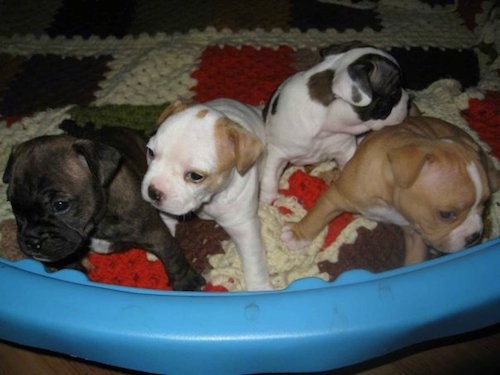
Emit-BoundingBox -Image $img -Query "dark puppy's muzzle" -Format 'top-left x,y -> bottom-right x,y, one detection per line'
18,222 -> 86,262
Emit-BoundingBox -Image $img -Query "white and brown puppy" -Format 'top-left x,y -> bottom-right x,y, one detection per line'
281,116 -> 499,264
260,41 -> 411,204
142,99 -> 272,291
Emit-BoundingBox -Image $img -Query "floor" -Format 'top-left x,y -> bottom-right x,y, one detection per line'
1,324 -> 499,374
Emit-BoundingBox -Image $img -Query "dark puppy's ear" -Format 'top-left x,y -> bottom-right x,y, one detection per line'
2,146 -> 17,184
320,41 -> 371,58
73,140 -> 122,186
1,142 -> 28,184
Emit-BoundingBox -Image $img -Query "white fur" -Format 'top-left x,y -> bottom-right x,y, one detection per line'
446,162 -> 483,251
142,99 -> 272,291
362,205 -> 410,227
90,238 -> 112,254
260,47 -> 409,204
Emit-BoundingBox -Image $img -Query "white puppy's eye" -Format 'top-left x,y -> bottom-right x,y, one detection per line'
438,210 -> 457,221
185,171 -> 205,183
146,147 -> 155,161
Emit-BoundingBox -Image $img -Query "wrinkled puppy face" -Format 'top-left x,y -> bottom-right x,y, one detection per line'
2,136 -> 118,262
142,104 -> 263,216
389,141 -> 492,253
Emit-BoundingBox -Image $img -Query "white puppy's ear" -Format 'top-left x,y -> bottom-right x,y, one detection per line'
334,54 -> 402,109
215,118 -> 264,176
332,63 -> 373,107
156,100 -> 194,126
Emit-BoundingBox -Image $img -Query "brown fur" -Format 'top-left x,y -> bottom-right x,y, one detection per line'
287,116 -> 499,264
307,69 -> 335,106
156,100 -> 193,125
214,117 -> 263,175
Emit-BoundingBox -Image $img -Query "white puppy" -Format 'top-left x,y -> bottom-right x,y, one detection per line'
142,99 -> 272,291
260,41 -> 411,204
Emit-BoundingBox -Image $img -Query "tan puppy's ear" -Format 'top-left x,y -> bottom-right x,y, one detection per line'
157,100 -> 193,126
388,145 -> 433,188
215,117 -> 264,176
480,151 -> 500,192
459,138 -> 499,193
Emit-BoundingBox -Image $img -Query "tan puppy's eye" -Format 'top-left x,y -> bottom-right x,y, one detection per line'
438,210 -> 457,221
185,171 -> 205,183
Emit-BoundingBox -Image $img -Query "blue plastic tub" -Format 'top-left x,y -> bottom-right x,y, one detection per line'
1,237 -> 499,374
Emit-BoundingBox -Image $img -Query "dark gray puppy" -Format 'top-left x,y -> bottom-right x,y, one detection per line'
2,120 -> 205,291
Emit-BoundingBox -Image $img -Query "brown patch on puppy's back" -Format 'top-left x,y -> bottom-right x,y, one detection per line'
308,69 -> 335,106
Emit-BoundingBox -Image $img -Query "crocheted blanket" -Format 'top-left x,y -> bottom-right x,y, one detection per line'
0,0 -> 499,291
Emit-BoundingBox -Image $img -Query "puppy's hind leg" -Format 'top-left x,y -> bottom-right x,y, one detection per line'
281,184 -> 346,250
260,145 -> 288,204
151,238 -> 206,291
403,227 -> 428,265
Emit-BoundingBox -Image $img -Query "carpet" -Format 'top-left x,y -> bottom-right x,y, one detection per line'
0,0 -> 499,291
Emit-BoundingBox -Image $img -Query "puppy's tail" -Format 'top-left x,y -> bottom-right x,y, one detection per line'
59,119 -> 97,140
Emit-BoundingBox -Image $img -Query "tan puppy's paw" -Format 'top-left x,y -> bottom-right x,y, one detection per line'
281,224 -> 311,251
317,167 -> 341,185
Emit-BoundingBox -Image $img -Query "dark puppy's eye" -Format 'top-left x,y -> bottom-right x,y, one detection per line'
185,171 -> 205,183
439,211 -> 457,221
52,199 -> 70,214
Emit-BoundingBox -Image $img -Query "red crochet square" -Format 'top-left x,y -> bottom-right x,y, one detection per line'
191,45 -> 295,106
462,91 -> 500,159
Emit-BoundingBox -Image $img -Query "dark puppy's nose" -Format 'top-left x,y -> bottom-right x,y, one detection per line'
25,237 -> 41,251
148,184 -> 164,202
465,231 -> 481,246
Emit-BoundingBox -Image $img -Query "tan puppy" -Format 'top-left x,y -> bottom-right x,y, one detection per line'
281,116 -> 499,264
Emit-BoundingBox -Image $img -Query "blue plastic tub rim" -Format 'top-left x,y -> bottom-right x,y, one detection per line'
0,237 -> 499,374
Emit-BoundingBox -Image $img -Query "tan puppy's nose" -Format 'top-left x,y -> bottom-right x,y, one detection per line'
466,231 -> 481,247
148,184 -> 164,202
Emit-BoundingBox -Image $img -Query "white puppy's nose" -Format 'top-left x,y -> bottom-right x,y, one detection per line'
148,184 -> 164,202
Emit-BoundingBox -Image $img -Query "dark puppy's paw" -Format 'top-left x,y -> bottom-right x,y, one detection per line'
171,270 -> 206,291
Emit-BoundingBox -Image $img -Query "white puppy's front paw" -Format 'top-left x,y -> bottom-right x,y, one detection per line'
281,224 -> 311,251
247,281 -> 274,291
259,190 -> 276,205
